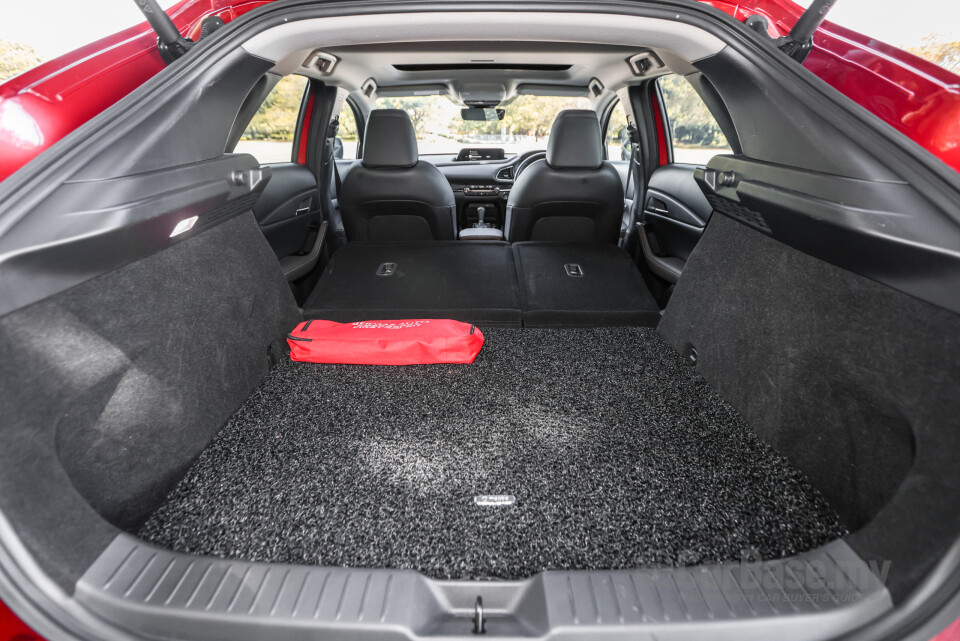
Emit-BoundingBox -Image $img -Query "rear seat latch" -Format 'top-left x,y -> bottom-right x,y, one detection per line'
376,262 -> 397,276
564,263 -> 584,277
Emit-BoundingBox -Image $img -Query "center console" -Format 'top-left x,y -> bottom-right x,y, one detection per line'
458,183 -> 510,240
459,200 -> 503,239
459,202 -> 503,239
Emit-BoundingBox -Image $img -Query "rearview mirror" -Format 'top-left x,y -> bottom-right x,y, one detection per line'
461,107 -> 505,121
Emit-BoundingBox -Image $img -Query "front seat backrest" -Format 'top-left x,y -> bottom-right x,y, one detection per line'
506,109 -> 624,243
340,109 -> 456,241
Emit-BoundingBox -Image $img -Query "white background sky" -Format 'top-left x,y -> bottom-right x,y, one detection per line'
0,0 -> 959,59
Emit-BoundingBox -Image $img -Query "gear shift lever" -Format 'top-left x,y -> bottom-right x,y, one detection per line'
475,206 -> 489,228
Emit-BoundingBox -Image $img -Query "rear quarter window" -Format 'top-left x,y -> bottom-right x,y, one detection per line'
233,75 -> 309,164
658,74 -> 731,165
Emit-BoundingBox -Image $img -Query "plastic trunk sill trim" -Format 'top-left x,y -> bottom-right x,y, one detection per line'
75,535 -> 891,640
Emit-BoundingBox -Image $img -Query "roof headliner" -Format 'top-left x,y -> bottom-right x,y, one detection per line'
241,11 -> 726,104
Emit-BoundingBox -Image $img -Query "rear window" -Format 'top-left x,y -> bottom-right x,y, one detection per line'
336,101 -> 359,160
604,99 -> 630,161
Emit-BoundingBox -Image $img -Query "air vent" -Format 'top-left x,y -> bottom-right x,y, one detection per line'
496,166 -> 514,181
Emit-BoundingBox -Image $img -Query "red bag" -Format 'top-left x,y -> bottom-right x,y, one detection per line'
287,319 -> 485,365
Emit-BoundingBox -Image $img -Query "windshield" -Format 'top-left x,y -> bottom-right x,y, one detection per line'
373,95 -> 591,155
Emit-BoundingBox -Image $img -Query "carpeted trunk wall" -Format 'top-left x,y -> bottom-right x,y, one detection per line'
0,212 -> 300,589
658,214 -> 960,600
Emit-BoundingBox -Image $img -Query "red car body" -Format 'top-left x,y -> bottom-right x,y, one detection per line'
0,0 -> 960,185
0,0 -> 271,183
1,2 -> 960,640
0,0 -> 959,184
0,0 -> 960,180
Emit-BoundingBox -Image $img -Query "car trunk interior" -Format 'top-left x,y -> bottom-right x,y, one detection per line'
1,4 -> 959,641
2,205 -> 955,637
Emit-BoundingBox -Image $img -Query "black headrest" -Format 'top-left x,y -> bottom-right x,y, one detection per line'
361,109 -> 419,168
546,109 -> 603,170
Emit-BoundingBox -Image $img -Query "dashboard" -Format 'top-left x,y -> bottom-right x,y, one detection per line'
333,148 -> 631,232
421,152 -> 520,229
334,151 -> 524,230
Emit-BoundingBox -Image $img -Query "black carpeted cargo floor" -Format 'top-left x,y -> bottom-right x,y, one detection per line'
139,328 -> 846,580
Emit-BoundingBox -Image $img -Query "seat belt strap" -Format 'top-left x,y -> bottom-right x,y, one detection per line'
324,116 -> 346,243
623,123 -> 644,249
333,156 -> 342,201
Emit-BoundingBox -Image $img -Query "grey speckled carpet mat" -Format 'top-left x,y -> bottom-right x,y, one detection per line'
140,328 -> 846,579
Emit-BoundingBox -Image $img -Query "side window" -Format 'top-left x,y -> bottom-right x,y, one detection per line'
657,74 -> 731,165
603,99 -> 630,160
233,75 -> 309,164
335,101 -> 359,160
